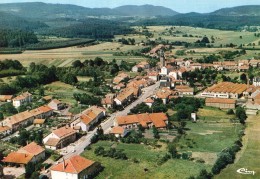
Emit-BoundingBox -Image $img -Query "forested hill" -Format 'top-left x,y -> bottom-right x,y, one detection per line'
113,5 -> 178,16
0,11 -> 48,30
134,13 -> 260,30
211,5 -> 260,16
0,2 -> 178,19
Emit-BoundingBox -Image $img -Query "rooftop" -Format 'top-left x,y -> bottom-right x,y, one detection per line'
51,155 -> 95,174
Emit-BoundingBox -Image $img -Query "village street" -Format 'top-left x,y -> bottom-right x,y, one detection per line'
60,81 -> 160,160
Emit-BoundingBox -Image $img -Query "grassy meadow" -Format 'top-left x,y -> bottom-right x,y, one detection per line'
216,114 -> 260,179
80,107 -> 243,178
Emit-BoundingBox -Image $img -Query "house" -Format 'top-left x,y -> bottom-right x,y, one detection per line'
30,105 -> 53,119
253,77 -> 260,87
110,126 -> 128,138
132,61 -> 150,72
205,98 -> 236,109
190,63 -> 202,70
148,71 -> 159,81
113,83 -> 126,90
71,106 -> 106,132
42,95 -> 52,102
0,95 -> 13,102
43,126 -> 77,150
222,61 -> 237,71
101,94 -> 115,108
0,126 -> 12,138
143,98 -> 154,108
50,155 -> 101,179
33,119 -> 46,127
48,99 -> 63,110
113,72 -> 129,84
114,87 -> 141,106
249,59 -> 259,67
238,65 -> 249,72
115,113 -> 169,130
155,88 -> 173,104
175,85 -> 194,96
3,111 -> 35,132
12,92 -> 32,108
201,82 -> 247,99
2,142 -> 45,167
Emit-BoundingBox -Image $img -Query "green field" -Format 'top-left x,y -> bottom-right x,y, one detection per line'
80,107 -> 242,179
216,115 -> 260,179
44,81 -> 89,104
81,141 -> 211,179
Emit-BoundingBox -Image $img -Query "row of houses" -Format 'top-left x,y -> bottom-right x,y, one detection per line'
0,105 -> 53,136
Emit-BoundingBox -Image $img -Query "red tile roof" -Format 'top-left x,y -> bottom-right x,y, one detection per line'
18,142 -> 45,156
110,126 -> 125,135
2,152 -> 34,164
53,126 -> 76,139
51,155 -> 95,174
116,113 -> 168,128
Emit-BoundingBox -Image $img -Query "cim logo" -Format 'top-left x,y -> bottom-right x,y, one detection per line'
237,168 -> 256,175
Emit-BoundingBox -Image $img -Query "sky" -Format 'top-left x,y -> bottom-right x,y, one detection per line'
0,0 -> 260,13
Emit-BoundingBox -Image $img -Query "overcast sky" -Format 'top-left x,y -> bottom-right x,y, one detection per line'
1,0 -> 259,13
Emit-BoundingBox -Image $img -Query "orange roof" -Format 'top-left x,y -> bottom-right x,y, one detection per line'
2,152 -> 34,164
0,95 -> 13,101
144,98 -> 154,103
18,142 -> 45,156
80,106 -> 105,125
116,113 -> 168,128
42,96 -> 52,101
0,126 -> 11,133
51,155 -> 95,174
5,110 -> 34,126
30,105 -> 53,116
45,138 -> 60,147
50,99 -> 62,105
110,126 -> 125,134
205,98 -> 236,104
33,119 -> 46,124
148,71 -> 159,76
53,126 -> 76,139
205,82 -> 247,94
13,92 -> 32,101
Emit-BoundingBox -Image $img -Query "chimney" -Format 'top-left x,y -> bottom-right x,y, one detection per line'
63,158 -> 66,170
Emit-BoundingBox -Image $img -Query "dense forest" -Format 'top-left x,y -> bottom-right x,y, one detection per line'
134,14 -> 260,30
40,18 -> 135,39
0,29 -> 38,48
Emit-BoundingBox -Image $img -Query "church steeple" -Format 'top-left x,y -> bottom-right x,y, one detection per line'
160,49 -> 165,67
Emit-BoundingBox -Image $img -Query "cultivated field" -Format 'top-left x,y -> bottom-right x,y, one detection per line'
0,42 -> 147,67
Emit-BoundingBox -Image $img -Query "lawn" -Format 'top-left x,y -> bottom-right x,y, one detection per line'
216,114 -> 260,179
81,141 -> 211,179
44,81 -> 89,104
177,107 -> 243,164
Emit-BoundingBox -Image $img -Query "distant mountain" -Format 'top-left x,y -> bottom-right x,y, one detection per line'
0,11 -> 48,30
211,5 -> 260,16
0,2 -> 178,19
113,5 -> 178,17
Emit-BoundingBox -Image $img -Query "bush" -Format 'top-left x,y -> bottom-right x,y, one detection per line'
227,109 -> 234,115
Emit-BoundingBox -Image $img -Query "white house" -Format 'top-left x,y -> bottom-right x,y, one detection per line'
110,126 -> 128,138
160,66 -> 169,75
48,99 -> 63,110
50,155 -> 101,179
253,77 -> 260,87
43,126 -> 76,150
70,106 -> 106,132
12,92 -> 32,108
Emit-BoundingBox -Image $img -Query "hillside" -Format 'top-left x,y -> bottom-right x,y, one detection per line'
113,5 -> 178,17
0,11 -> 48,30
212,5 -> 260,16
0,2 -> 178,19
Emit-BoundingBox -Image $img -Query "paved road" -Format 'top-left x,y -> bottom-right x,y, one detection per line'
60,81 -> 160,160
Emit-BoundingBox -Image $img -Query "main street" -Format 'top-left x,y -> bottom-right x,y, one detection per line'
61,81 -> 160,160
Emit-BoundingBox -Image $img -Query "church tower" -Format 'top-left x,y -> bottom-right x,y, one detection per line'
160,49 -> 165,67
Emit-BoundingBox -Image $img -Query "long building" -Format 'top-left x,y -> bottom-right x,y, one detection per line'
201,82 -> 247,99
